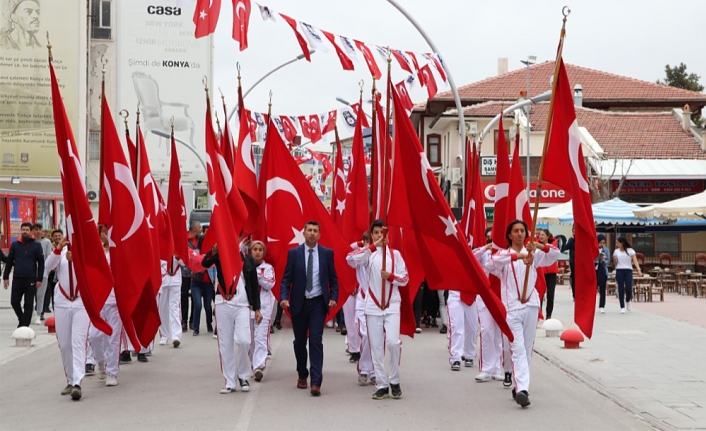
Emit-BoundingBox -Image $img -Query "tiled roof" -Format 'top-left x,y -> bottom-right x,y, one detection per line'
529,103 -> 706,159
427,61 -> 706,108
444,101 -> 514,117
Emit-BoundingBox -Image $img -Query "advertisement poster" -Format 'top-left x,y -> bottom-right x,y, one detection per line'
36,198 -> 54,228
0,197 -> 6,248
0,0 -> 81,177
8,196 -> 34,238
56,200 -> 65,232
116,0 -> 212,183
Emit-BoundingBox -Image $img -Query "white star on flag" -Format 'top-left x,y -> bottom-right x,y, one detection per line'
289,226 -> 305,245
438,215 -> 459,238
336,199 -> 346,215
199,10 -> 207,20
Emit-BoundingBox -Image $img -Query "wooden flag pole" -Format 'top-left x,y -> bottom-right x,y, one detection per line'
369,78 -> 377,224
520,7 -> 570,303
381,52 -> 393,310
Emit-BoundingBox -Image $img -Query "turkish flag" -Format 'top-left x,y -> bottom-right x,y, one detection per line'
406,51 -> 420,71
322,30 -> 354,71
341,110 -> 370,243
394,81 -> 414,116
49,59 -> 114,336
200,102 -> 245,292
231,0 -> 251,50
348,102 -> 370,129
507,133 -> 532,232
235,87 -> 260,236
543,60 -> 598,338
308,114 -> 322,144
167,134 -> 189,263
488,116 -> 512,302
255,121 -> 357,321
460,139 -> 487,249
320,110 -> 337,135
354,40 -> 381,80
371,94 -> 390,221
387,83 -> 513,340
193,0 -> 221,38
298,116 -> 312,140
330,137 -> 345,229
125,131 -> 138,183
280,14 -> 311,61
419,64 -> 438,99
425,53 -> 447,82
307,148 -> 333,180
391,50 -> 413,74
99,96 -> 160,348
280,115 -> 299,143
220,108 -> 236,175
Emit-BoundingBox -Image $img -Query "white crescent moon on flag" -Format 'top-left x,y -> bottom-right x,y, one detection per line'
236,1 -> 246,17
114,162 -> 145,242
420,153 -> 435,201
568,120 -> 589,193
266,177 -> 302,213
103,173 -> 113,211
241,137 -> 256,174
143,174 -> 159,215
494,182 -> 509,202
217,153 -> 233,196
67,140 -> 87,193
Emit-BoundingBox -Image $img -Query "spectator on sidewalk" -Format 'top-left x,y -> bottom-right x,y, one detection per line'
596,234 -> 610,314
43,229 -> 63,314
3,222 -> 45,327
613,237 -> 642,314
33,223 -> 52,324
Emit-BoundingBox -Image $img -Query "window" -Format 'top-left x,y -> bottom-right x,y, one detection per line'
493,129 -> 511,155
89,131 -> 100,161
427,134 -> 441,167
91,0 -> 111,40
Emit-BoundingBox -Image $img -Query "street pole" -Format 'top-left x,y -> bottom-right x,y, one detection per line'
150,129 -> 208,175
520,56 -> 536,199
227,50 -> 315,123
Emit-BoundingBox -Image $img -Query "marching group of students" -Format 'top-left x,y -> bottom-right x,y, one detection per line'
2,215 -> 564,409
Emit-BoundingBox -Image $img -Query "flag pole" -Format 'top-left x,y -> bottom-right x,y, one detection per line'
135,103 -> 142,187
381,51 -> 393,310
520,7 -> 570,303
99,55 -> 107,198
369,77 -> 377,224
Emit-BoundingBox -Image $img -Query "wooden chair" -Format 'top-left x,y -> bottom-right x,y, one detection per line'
633,280 -> 651,302
659,253 -> 672,269
651,284 -> 664,302
695,253 -> 706,274
607,280 -> 617,296
659,272 -> 677,292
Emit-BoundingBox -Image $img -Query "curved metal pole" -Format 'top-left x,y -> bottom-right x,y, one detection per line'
479,91 -> 552,141
150,129 -> 208,174
227,50 -> 315,122
386,0 -> 465,137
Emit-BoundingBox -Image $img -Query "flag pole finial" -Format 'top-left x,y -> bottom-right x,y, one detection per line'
237,62 -> 242,85
359,79 -> 364,98
267,90 -> 273,117
215,110 -> 221,134
135,101 -> 141,125
119,109 -> 129,133
101,55 -> 107,81
170,116 -> 174,134
46,32 -> 53,60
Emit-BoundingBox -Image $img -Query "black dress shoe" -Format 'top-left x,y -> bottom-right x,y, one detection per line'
193,330 -> 199,336
275,323 -> 282,330
119,351 -> 132,364
341,328 -> 348,336
207,325 -> 213,333
137,353 -> 148,363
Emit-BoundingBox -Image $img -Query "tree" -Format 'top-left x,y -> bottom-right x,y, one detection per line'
657,63 -> 704,92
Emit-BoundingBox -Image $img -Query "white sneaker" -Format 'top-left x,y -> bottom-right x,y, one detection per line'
491,373 -> 505,381
626,302 -> 631,311
475,372 -> 491,382
159,337 -> 168,345
358,374 -> 369,385
620,308 -> 626,314
599,308 -> 605,314
97,361 -> 107,380
35,318 -> 42,325
220,387 -> 234,394
105,374 -> 118,386
415,327 -> 422,334
326,321 -> 334,328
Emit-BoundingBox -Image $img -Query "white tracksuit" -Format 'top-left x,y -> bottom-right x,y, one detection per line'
89,289 -> 121,377
347,244 -> 408,389
472,248 -> 503,375
447,290 -> 478,364
215,275 -> 252,389
485,245 -> 560,393
159,257 -> 183,342
342,291 -> 360,353
45,247 -> 89,387
348,241 -> 374,379
249,261 -> 275,371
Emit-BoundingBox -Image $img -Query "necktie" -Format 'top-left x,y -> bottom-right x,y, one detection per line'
306,248 -> 314,292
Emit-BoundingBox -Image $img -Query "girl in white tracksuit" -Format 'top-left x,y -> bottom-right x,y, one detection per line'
158,256 -> 182,347
44,237 -> 89,401
485,220 -> 559,408
202,246 -> 262,394
346,222 -> 408,400
248,241 -> 275,382
348,233 -> 374,385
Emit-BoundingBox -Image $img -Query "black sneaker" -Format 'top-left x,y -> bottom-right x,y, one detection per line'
439,324 -> 447,334
451,361 -> 461,371
512,388 -> 517,399
137,353 -> 148,363
70,385 -> 82,401
239,379 -> 250,392
349,352 -> 361,363
193,330 -> 199,336
464,358 -> 474,368
372,387 -> 389,400
275,323 -> 282,330
503,372 -> 512,387
515,390 -> 530,407
182,323 -> 188,331
207,324 -> 213,333
341,328 -> 348,336
390,383 -> 402,399
85,363 -> 95,376
119,351 -> 132,364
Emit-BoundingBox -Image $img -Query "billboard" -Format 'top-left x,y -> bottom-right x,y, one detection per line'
116,1 -> 212,183
0,0 -> 81,177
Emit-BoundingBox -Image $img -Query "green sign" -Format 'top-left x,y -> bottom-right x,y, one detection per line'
485,208 -> 494,222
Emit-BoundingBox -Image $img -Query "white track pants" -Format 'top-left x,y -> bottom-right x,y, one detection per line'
447,298 -> 478,363
477,299 -> 503,375
355,296 -> 373,378
438,290 -> 448,325
89,303 -> 122,376
507,306 -> 538,393
55,304 -> 89,386
366,312 -> 401,389
250,301 -> 273,371
215,301 -> 251,388
159,274 -> 183,342
342,294 -> 360,353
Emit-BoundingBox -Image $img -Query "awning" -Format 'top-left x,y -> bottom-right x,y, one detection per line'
558,197 -> 663,225
633,190 -> 706,220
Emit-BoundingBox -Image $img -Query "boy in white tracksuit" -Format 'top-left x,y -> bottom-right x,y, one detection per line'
158,256 -> 183,348
471,243 -> 505,383
88,241 -> 122,387
348,235 -> 374,385
44,237 -> 89,401
347,221 -> 408,400
202,245 -> 262,394
248,241 -> 275,382
485,219 -> 559,408
446,287 -> 478,370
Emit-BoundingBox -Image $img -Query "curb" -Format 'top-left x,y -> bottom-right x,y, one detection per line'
0,334 -> 57,366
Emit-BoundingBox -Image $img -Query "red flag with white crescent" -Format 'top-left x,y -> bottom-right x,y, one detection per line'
167,135 -> 189,263
231,0 -> 251,50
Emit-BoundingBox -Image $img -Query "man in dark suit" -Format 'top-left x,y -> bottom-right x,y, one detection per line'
280,221 -> 339,397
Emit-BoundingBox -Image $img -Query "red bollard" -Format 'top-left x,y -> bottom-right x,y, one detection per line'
560,328 -> 584,349
45,316 -> 56,334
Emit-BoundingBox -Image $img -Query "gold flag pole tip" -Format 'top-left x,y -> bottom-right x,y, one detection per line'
46,32 -> 53,60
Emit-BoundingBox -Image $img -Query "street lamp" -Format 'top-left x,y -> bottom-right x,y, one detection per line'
150,129 -> 208,176
227,50 -> 315,123
520,55 -> 536,198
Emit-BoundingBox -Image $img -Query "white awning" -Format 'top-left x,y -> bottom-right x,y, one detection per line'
589,159 -> 706,180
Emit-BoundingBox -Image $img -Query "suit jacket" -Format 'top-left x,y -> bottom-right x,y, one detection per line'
280,244 -> 339,316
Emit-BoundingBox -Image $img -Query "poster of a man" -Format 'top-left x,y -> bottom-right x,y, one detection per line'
0,0 -> 42,51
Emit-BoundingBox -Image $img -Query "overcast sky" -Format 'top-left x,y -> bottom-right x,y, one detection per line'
213,0 -> 706,125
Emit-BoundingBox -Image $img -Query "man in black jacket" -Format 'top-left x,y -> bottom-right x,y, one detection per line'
202,244 -> 262,393
3,222 -> 45,327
